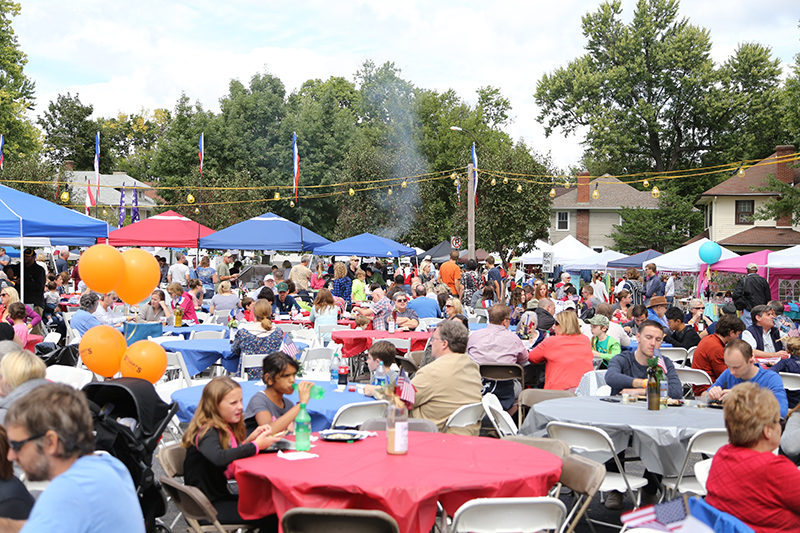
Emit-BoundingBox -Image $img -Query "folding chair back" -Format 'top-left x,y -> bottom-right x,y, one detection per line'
359,417 -> 438,433
303,347 -> 335,363
160,476 -> 245,533
319,324 -> 350,336
407,350 -> 425,366
158,442 -> 187,478
330,400 -> 389,429
189,330 -> 226,340
148,334 -> 176,345
664,428 -> 728,498
278,323 -> 303,332
502,435 -> 571,458
779,372 -> 800,391
480,364 -> 525,425
281,507 -> 400,533
559,455 -> 606,533
482,393 -> 518,437
395,356 -> 418,378
374,337 -> 411,351
45,365 -> 94,389
239,353 -> 267,378
451,497 -> 567,533
659,347 -> 689,367
42,331 -> 61,344
676,368 -> 713,386
419,317 -> 442,329
441,402 -> 484,433
694,458 -> 713,492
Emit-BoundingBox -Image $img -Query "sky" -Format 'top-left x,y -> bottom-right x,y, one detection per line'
12,0 -> 800,171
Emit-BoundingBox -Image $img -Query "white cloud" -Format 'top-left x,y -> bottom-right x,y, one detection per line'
13,0 -> 800,170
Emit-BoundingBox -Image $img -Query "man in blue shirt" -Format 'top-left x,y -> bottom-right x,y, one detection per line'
486,256 -> 504,302
407,285 -> 441,319
272,282 -> 301,316
2,383 -> 145,532
55,250 -> 70,274
706,338 -> 788,418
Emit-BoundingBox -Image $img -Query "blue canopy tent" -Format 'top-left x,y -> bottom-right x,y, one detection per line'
198,213 -> 331,251
0,184 -> 110,297
606,249 -> 663,270
313,233 -> 416,258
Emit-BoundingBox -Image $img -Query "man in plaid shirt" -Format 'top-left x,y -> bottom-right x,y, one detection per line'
354,286 -> 394,330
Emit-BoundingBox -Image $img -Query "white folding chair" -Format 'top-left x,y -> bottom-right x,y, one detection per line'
330,400 -> 389,429
546,421 -> 648,510
482,393 -> 518,437
473,308 -> 488,324
194,311 -> 209,324
693,458 -> 713,493
188,330 -> 226,340
67,327 -> 82,345
659,347 -> 689,367
301,347 -> 335,374
239,353 -> 267,379
373,337 -> 411,351
441,402 -> 485,434
663,428 -> 728,498
779,372 -> 800,391
419,317 -> 443,329
45,365 -> 94,389
450,497 -> 567,533
42,331 -> 61,344
686,346 -> 697,367
278,323 -> 304,332
675,368 -> 713,398
148,334 -> 176,345
209,310 -> 230,325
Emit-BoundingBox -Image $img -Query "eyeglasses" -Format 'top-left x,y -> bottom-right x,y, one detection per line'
396,299 -> 407,303
9,433 -> 45,452
692,307 -> 704,310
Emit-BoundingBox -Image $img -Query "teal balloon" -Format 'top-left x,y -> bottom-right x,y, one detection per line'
699,241 -> 722,264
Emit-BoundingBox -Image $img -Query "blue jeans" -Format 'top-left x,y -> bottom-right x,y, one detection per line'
742,309 -> 752,328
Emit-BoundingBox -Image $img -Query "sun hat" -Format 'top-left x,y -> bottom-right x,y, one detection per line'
647,296 -> 668,308
587,315 -> 610,328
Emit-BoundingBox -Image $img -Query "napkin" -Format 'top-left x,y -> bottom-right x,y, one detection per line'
277,450 -> 318,461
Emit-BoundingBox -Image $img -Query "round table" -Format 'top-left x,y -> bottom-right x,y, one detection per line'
330,329 -> 431,358
521,396 -> 724,476
162,338 -> 309,376
233,432 -> 562,533
163,324 -> 230,339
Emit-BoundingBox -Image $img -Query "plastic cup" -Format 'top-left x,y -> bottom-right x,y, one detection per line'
696,396 -> 708,409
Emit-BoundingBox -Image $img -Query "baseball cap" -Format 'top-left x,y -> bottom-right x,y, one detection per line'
264,274 -> 274,282
746,262 -> 758,270
23,248 -> 35,257
223,252 -> 233,258
276,282 -> 289,292
587,315 -> 610,328
562,300 -> 576,311
424,255 -> 431,261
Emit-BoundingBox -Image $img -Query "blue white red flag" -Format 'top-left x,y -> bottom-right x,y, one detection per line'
395,368 -> 416,406
292,132 -> 299,200
456,177 -> 461,206
280,332 -> 299,359
118,182 -> 125,227
0,134 -> 4,170
85,180 -> 95,215
198,132 -> 204,176
131,184 -> 140,223
472,142 -> 478,204
94,131 -> 100,201
621,498 -> 687,531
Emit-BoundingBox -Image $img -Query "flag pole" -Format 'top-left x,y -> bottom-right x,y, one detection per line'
292,132 -> 303,251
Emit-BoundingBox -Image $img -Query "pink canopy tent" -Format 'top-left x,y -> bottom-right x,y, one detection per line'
698,249 -> 800,299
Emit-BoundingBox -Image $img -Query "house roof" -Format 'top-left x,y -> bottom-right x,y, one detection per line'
717,227 -> 800,247
684,229 -> 710,245
70,171 -> 156,207
700,151 -> 800,198
551,175 -> 659,209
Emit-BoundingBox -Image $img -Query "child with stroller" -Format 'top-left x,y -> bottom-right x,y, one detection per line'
182,377 -> 279,531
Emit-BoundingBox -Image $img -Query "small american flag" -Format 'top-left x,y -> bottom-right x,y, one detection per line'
280,332 -> 299,359
621,498 -> 687,531
395,368 -> 416,406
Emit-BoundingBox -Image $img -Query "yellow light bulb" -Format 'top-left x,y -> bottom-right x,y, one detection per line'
564,180 -> 570,189
194,207 -> 200,214
652,186 -> 660,198
516,184 -> 523,193
503,177 -> 508,184
60,191 -> 70,203
643,179 -> 649,188
290,200 -> 295,208
187,194 -> 195,204
349,188 -> 354,196
388,188 -> 393,195
549,188 -> 556,198
274,192 -> 281,201
401,180 -> 407,188
451,173 -> 458,181
592,189 -> 599,200
491,178 -> 496,186
738,167 -> 745,177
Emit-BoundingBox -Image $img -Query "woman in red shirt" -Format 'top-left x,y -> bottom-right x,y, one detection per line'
706,382 -> 800,532
528,311 -> 593,391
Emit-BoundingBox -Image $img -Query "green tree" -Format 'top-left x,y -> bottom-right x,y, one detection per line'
0,153 -> 72,204
610,191 -> 703,254
0,0 -> 38,157
782,53 -> 800,151
535,0 -> 786,186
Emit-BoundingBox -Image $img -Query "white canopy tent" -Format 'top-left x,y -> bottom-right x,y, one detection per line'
520,235 -> 599,266
645,238 -> 738,272
519,239 -> 553,265
766,245 -> 800,268
560,249 -> 627,271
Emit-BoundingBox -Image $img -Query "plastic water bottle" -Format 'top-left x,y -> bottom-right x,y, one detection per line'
295,403 -> 311,451
292,383 -> 326,400
330,354 -> 340,384
388,315 -> 396,333
659,378 -> 668,410
373,361 -> 388,387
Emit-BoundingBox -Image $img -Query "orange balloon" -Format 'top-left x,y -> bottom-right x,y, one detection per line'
115,249 -> 162,305
120,340 -> 168,384
78,244 -> 125,293
79,325 -> 127,377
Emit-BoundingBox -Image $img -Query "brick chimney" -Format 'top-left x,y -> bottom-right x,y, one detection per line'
64,160 -> 74,171
776,145 -> 796,227
577,171 -> 591,203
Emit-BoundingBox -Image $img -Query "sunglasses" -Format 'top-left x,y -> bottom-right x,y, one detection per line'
0,293 -> 7,297
445,304 -> 454,308
9,433 -> 45,452
396,299 -> 407,303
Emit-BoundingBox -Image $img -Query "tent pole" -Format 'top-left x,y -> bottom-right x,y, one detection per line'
19,236 -> 24,307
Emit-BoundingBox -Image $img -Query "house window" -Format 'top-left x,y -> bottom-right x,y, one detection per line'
735,200 -> 754,225
556,212 -> 569,231
705,204 -> 713,229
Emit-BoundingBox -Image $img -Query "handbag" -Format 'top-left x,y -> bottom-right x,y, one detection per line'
123,322 -> 163,346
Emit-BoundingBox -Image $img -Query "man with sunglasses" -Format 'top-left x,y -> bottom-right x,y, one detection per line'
392,292 -> 419,330
0,383 -> 144,532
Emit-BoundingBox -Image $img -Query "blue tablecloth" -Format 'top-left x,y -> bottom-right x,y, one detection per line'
162,338 -> 310,376
171,379 -> 376,430
163,324 -> 230,339
469,323 -> 487,331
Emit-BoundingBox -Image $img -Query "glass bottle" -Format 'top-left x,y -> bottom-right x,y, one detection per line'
647,368 -> 660,411
386,403 -> 408,455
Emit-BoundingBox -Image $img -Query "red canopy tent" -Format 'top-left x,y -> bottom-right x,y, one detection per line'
103,210 -> 215,247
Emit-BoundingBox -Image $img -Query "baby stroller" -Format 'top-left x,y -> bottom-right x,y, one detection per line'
83,378 -> 180,533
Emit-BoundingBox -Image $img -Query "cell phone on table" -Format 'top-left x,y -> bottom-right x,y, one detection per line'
600,397 -> 621,403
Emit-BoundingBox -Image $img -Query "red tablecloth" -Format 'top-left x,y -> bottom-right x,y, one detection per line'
233,432 -> 562,533
330,329 -> 431,358
273,319 -> 356,329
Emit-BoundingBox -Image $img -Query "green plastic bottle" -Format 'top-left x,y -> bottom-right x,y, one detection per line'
292,383 -> 325,400
295,403 -> 311,451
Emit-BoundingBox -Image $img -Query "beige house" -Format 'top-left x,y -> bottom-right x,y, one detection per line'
549,173 -> 659,252
695,145 -> 800,253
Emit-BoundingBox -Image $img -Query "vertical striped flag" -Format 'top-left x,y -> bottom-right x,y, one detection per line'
0,134 -> 4,170
472,142 -> 478,204
94,131 -> 100,203
118,183 -> 125,227
456,177 -> 461,206
292,132 -> 299,200
395,367 -> 416,406
131,184 -> 140,223
198,132 -> 204,176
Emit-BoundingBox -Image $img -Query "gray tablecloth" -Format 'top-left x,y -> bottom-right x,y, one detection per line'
521,396 -> 724,476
